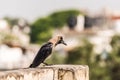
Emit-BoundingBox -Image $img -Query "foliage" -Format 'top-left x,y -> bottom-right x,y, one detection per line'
65,38 -> 111,80
3,17 -> 19,27
48,10 -> 80,28
66,39 -> 93,65
109,35 -> 120,80
30,18 -> 52,44
110,35 -> 120,48
0,32 -> 20,45
30,10 -> 81,44
91,35 -> 120,80
65,39 -> 104,80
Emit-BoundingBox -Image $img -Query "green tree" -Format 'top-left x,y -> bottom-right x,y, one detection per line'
110,35 -> 120,48
30,10 -> 81,44
49,10 -> 80,28
109,35 -> 120,80
90,35 -> 120,80
30,18 -> 52,44
66,39 -> 93,65
65,39 -> 111,80
3,17 -> 19,27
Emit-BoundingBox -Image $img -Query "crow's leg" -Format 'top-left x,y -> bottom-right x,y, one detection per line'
42,62 -> 53,66
43,62 -> 49,65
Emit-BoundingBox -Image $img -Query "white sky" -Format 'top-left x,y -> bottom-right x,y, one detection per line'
0,0 -> 119,22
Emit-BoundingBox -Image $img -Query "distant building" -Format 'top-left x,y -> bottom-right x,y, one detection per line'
66,13 -> 107,32
111,15 -> 120,33
75,15 -> 85,32
84,15 -> 106,29
67,15 -> 77,29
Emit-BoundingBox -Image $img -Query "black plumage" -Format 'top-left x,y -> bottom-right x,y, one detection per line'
29,42 -> 53,68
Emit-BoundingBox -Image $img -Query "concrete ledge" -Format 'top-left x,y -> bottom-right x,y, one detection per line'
0,65 -> 89,80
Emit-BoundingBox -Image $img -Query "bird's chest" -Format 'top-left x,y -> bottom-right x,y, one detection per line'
43,46 -> 53,58
45,50 -> 52,56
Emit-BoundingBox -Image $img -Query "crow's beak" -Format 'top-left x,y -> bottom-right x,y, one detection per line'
61,40 -> 67,46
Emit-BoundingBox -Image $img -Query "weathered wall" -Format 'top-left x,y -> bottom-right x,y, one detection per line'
0,65 -> 89,80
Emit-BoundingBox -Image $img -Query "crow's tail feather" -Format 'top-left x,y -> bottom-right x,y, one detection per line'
29,61 -> 43,68
29,63 -> 40,68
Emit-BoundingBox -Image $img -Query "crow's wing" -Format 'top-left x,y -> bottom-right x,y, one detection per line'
29,43 -> 53,68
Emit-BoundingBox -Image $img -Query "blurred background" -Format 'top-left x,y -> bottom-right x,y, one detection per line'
0,0 -> 120,80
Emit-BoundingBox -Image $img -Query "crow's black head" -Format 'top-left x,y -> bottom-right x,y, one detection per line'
56,36 -> 67,46
49,36 -> 67,46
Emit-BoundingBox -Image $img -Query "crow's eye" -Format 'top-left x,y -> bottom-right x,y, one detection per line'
60,37 -> 63,40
